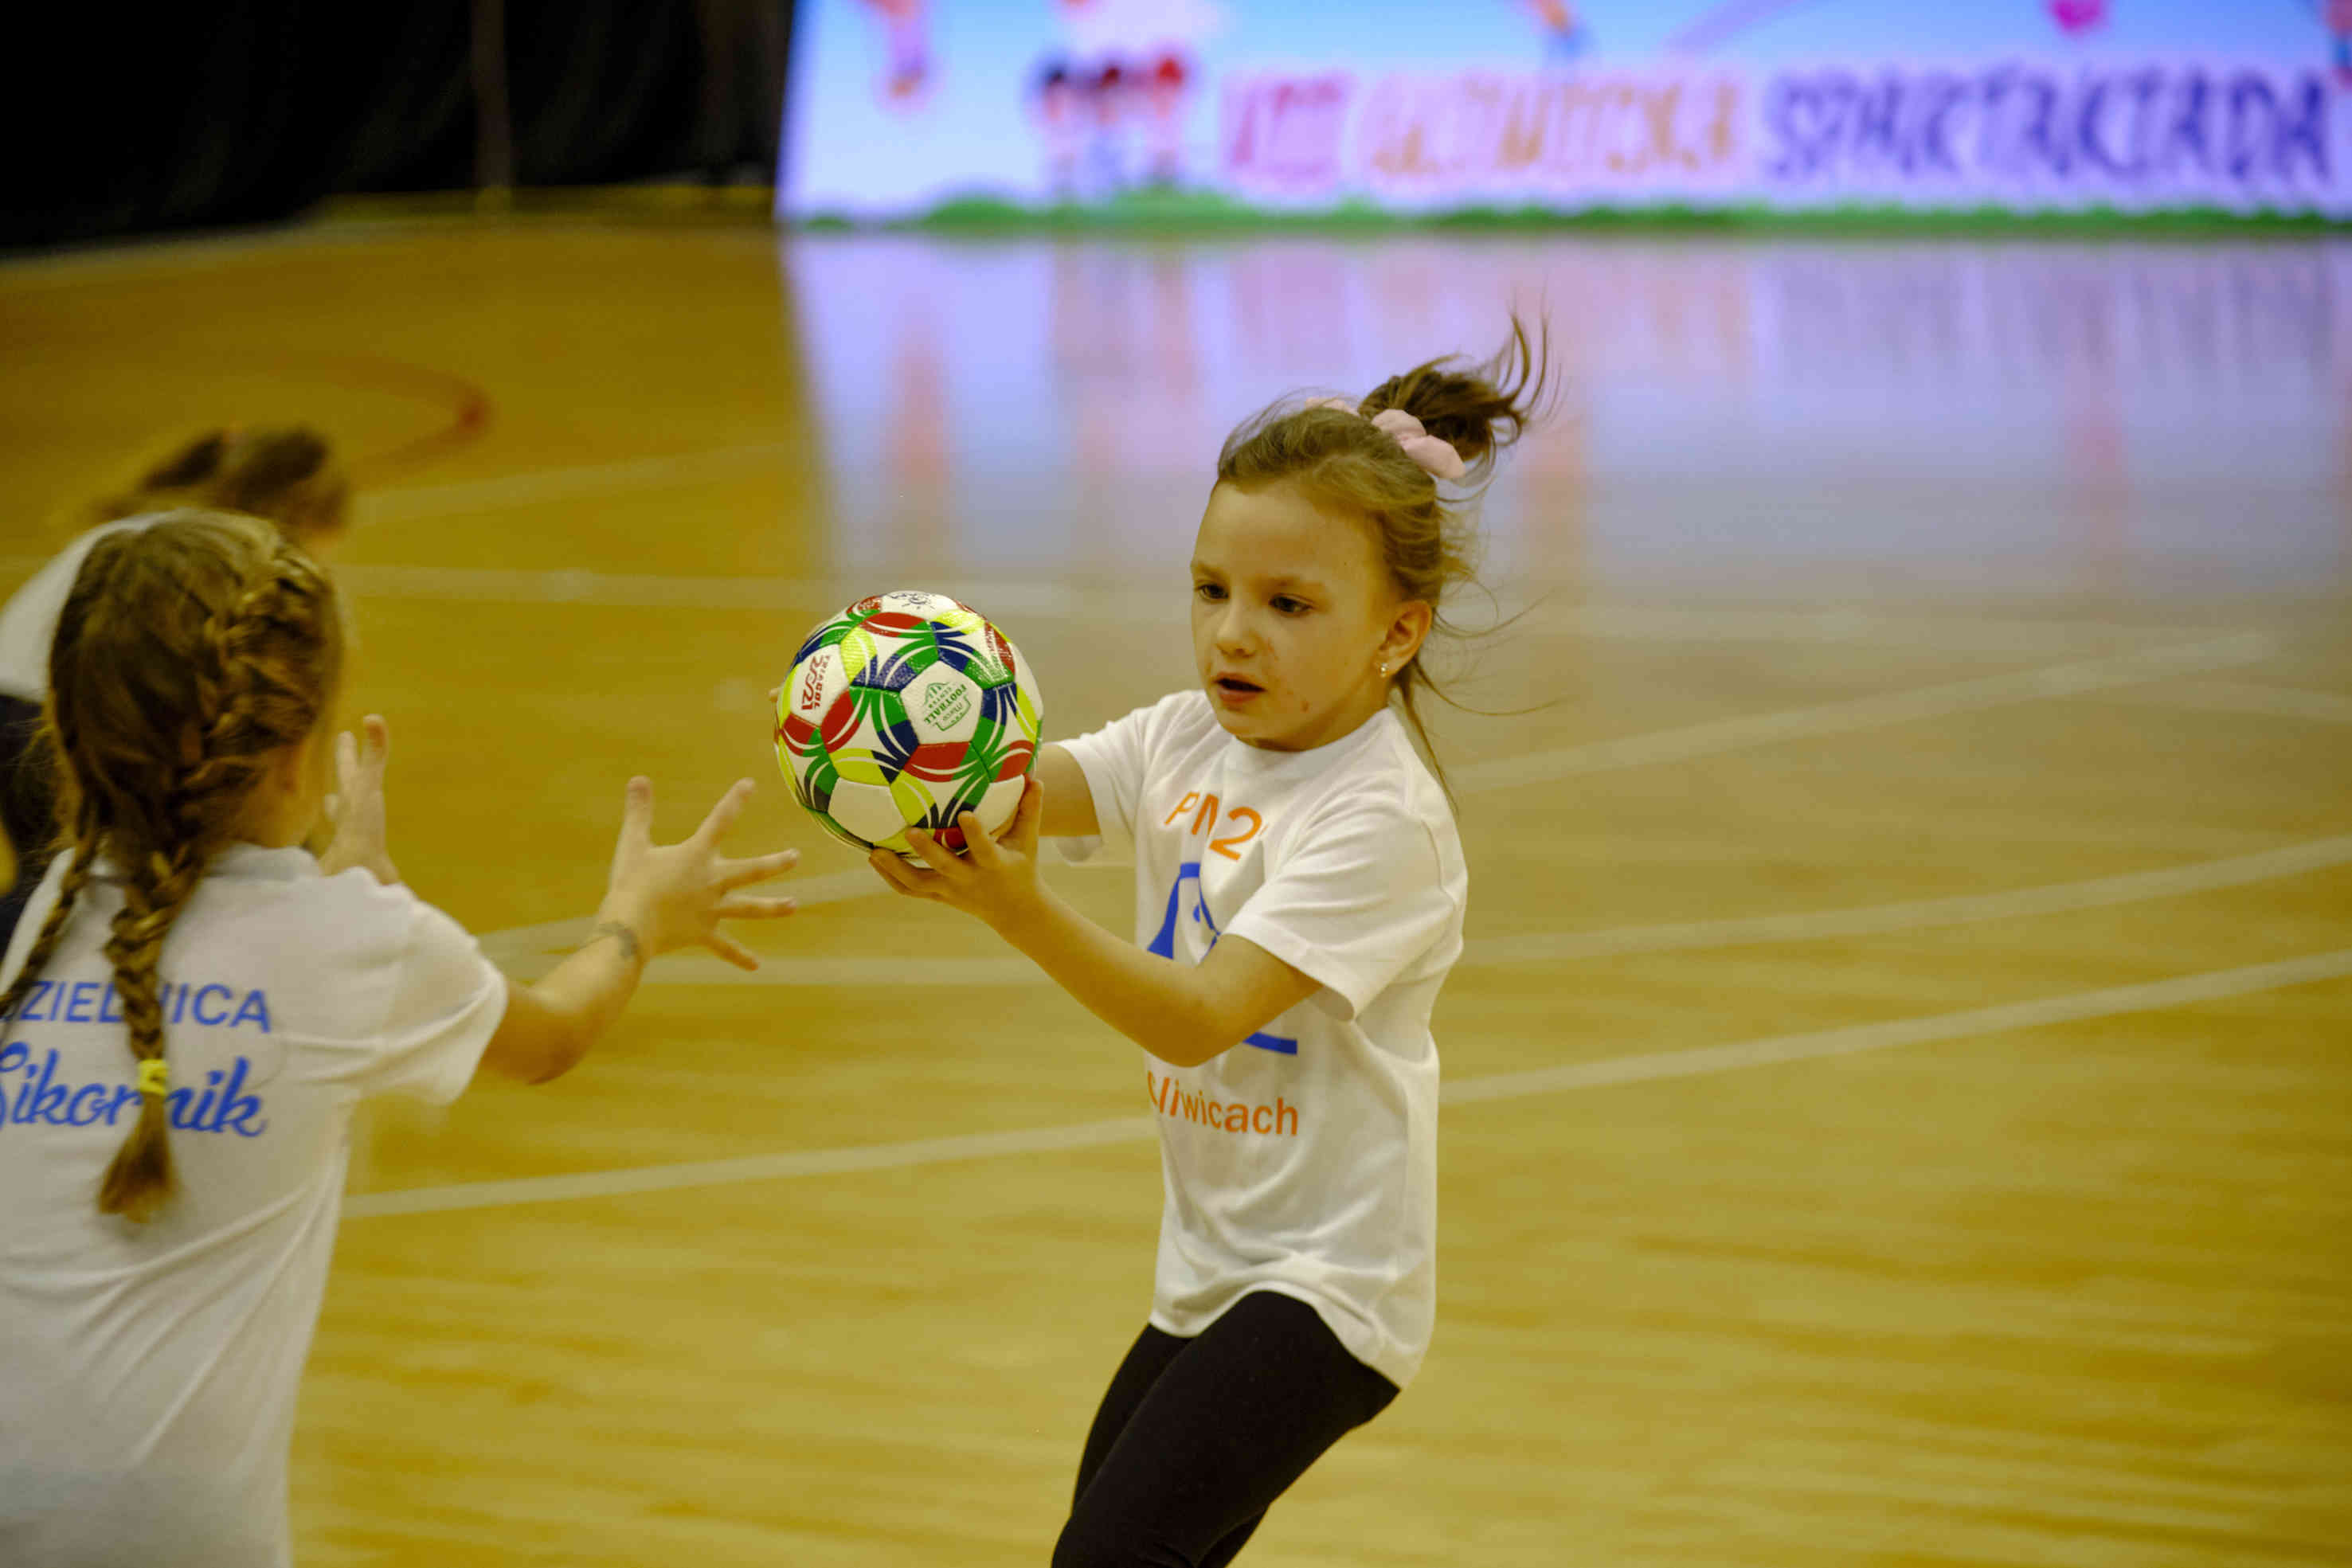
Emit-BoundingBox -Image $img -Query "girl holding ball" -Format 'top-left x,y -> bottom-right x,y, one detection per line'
871,322 -> 1549,1566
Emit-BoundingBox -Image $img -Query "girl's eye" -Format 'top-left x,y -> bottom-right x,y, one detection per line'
1271,596 -> 1308,615
1194,582 -> 1226,601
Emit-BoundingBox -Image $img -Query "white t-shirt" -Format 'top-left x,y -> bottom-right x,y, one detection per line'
1059,691 -> 1466,1389
0,520 -> 149,702
0,844 -> 507,1567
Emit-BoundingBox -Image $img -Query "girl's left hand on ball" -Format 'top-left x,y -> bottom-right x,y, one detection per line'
870,776 -> 1046,934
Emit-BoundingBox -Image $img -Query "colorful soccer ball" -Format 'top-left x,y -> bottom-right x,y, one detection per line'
773,590 -> 1043,859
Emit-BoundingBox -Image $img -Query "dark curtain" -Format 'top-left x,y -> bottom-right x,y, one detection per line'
6,0 -> 789,252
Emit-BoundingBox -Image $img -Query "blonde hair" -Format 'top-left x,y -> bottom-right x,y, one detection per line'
0,512 -> 343,1221
91,426 -> 351,544
1215,317 -> 1552,800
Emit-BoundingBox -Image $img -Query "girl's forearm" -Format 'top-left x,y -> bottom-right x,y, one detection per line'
993,891 -> 1237,1067
486,903 -> 648,1083
532,911 -> 645,1036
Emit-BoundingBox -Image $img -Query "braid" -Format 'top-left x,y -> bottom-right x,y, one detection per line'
95,843 -> 205,1221
0,839 -> 97,1030
93,562 -> 325,1221
190,564 -> 332,790
33,510 -> 345,1222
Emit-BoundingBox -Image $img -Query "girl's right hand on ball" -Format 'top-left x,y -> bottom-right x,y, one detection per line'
599,777 -> 800,971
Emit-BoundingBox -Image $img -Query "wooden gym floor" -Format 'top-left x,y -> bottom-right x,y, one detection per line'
2,221 -> 2348,1566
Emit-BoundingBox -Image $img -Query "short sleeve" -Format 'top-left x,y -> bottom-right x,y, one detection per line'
1051,696 -> 1176,867
1222,798 -> 1462,1023
0,524 -> 135,700
354,897 -> 508,1104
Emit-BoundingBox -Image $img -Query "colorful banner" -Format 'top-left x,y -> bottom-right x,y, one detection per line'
779,2 -> 2352,220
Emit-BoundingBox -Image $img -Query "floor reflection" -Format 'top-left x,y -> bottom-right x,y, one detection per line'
785,234 -> 2352,596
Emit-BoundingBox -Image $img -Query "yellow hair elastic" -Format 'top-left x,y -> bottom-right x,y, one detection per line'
137,1058 -> 170,1096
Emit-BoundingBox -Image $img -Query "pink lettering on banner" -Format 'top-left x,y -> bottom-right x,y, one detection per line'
1359,72 -> 1743,197
1223,72 -> 1355,195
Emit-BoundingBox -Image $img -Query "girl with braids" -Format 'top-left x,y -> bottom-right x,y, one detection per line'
0,425 -> 354,951
0,513 -> 800,1566
870,321 -> 1550,1566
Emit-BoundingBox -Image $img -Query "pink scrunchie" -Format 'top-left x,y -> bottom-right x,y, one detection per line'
1308,397 -> 1467,480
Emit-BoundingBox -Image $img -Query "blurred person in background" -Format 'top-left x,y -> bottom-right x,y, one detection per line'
0,428 -> 353,952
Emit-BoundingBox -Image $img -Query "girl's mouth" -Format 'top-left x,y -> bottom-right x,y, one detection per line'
1214,675 -> 1264,704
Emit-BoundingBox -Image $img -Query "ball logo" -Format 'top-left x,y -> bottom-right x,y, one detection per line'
796,660 -> 827,714
920,678 -> 972,730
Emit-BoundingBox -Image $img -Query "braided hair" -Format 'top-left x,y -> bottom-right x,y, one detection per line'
0,511 -> 343,1221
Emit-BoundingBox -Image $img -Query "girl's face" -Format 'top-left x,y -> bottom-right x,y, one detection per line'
1190,480 -> 1430,753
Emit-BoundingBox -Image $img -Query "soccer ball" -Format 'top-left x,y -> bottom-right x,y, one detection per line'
774,590 -> 1043,859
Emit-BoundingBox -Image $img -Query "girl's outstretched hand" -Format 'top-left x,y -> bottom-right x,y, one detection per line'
601,777 -> 800,971
319,714 -> 400,886
870,776 -> 1047,935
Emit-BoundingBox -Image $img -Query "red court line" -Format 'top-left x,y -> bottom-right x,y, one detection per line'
265,351 -> 495,480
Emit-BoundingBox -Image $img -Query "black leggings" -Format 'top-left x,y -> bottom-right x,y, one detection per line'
1055,1291 -> 1400,1568
0,694 -> 57,955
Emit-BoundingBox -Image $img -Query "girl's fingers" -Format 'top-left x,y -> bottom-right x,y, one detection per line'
716,894 -> 797,918
362,714 -> 390,768
618,776 -> 655,847
902,827 -> 963,876
336,729 -> 360,788
868,850 -> 917,892
706,933 -> 760,972
958,812 -> 996,866
691,778 -> 756,848
1008,777 -> 1043,852
720,847 -> 801,890
869,850 -> 938,897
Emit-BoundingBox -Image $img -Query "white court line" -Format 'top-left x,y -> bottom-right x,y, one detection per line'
486,831 -> 2352,987
1442,948 -> 2352,1106
500,951 -> 1040,987
2119,680 -> 2352,727
1448,632 -> 2273,794
476,632 -> 2289,976
1529,604 -> 2172,656
478,866 -> 882,964
332,561 -> 1174,621
342,946 -> 2352,1219
1466,834 -> 2352,965
324,557 -> 2187,657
